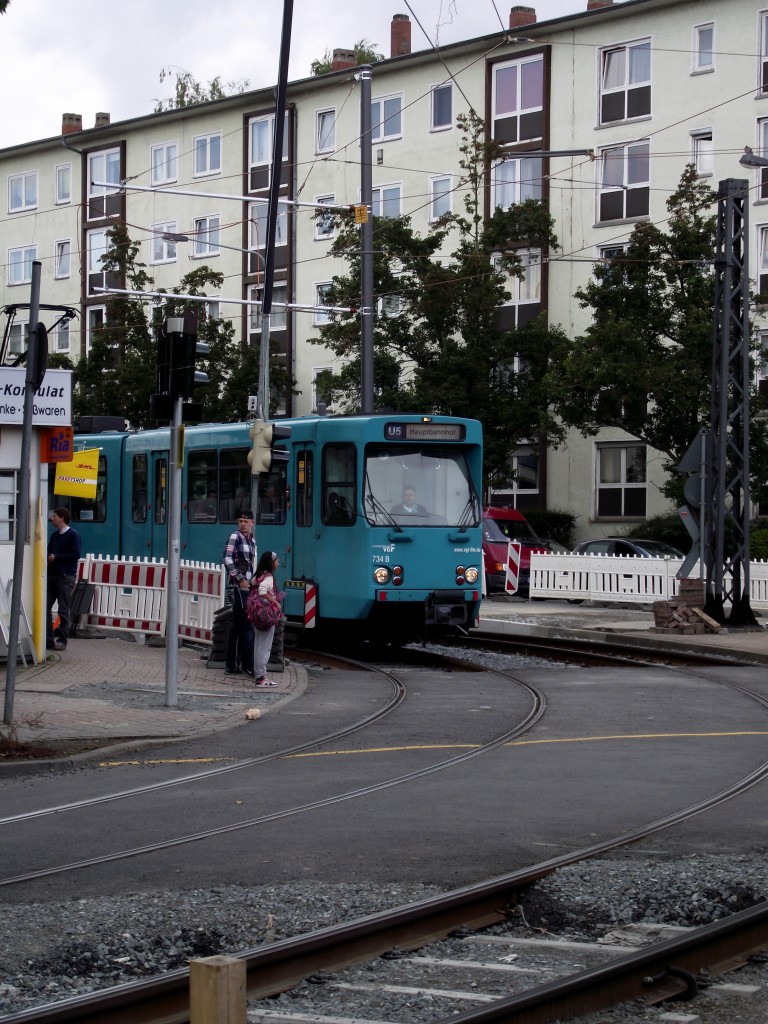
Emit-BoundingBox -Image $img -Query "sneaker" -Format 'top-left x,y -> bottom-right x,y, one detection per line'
242,668 -> 256,679
255,677 -> 277,687
225,667 -> 242,675
54,640 -> 67,651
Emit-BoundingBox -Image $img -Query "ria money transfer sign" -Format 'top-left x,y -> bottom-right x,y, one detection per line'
0,368 -> 72,425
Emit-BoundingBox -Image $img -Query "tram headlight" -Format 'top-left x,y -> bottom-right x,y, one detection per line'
373,566 -> 391,584
464,566 -> 479,584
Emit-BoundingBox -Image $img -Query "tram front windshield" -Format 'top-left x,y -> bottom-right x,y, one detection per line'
364,445 -> 480,528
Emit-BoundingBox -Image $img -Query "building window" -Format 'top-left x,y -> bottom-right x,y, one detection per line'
378,289 -> 402,318
494,250 -> 541,329
8,171 -> 37,213
596,443 -> 647,518
56,320 -> 70,353
248,113 -> 289,190
312,366 -> 333,411
495,446 -> 540,510
54,239 -> 71,279
248,200 -> 288,250
88,148 -> 121,218
55,164 -> 71,205
761,12 -> 768,93
0,471 -> 18,542
371,93 -> 402,142
314,283 -> 332,325
598,141 -> 650,223
599,40 -> 651,125
430,83 -> 452,130
7,245 -> 36,286
316,108 -> 335,153
693,22 -> 714,73
492,55 -> 544,145
87,229 -> 108,294
691,129 -> 713,177
151,222 -> 177,264
314,195 -> 335,240
8,320 -> 27,358
86,306 -> 106,355
372,184 -> 401,218
429,175 -> 452,220
757,118 -> 768,200
758,225 -> 768,297
193,133 -> 222,176
250,283 -> 287,331
493,155 -> 543,209
192,215 -> 220,256
151,142 -> 178,185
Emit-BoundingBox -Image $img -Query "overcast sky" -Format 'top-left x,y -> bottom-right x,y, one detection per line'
1,0 -> 597,149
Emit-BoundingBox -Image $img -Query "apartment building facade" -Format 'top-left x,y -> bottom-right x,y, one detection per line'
1,0 -> 766,542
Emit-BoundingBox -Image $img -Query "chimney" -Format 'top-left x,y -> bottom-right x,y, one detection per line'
509,6 -> 537,29
331,48 -> 357,71
61,113 -> 83,135
587,0 -> 613,9
391,13 -> 411,57
94,112 -> 111,128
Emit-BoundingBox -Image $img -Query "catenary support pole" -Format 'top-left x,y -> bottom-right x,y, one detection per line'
359,64 -> 375,414
164,318 -> 185,707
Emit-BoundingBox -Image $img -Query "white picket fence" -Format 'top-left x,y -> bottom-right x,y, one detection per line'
529,552 -> 768,609
76,554 -> 227,644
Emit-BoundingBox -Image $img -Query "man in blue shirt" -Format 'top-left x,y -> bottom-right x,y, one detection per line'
47,507 -> 82,652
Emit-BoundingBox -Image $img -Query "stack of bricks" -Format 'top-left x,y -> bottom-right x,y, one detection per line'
651,578 -> 721,635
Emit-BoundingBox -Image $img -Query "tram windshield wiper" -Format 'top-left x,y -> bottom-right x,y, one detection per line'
456,494 -> 481,531
364,477 -> 402,531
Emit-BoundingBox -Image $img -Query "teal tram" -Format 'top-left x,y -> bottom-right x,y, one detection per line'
56,413 -> 484,644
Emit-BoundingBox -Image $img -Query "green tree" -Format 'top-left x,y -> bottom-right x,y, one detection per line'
544,165 -> 768,501
0,2 -> 12,12
153,67 -> 250,112
311,110 -> 562,484
310,39 -> 384,76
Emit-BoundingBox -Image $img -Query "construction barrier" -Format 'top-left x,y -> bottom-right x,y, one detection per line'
504,541 -> 522,596
76,555 -> 226,643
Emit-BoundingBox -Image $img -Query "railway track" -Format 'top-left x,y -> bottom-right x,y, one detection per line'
2,648 -> 767,1022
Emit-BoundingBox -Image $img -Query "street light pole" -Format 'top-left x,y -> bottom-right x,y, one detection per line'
359,65 -> 374,414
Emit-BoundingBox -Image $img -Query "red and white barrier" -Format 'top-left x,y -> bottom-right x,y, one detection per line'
504,541 -> 522,595
304,582 -> 317,629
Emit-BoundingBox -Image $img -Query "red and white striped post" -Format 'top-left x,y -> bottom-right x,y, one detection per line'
505,541 -> 522,595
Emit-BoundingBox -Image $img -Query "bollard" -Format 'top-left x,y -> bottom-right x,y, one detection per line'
189,954 -> 246,1024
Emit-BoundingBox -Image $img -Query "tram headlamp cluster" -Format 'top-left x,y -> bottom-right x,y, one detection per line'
373,565 -> 404,586
464,566 -> 479,584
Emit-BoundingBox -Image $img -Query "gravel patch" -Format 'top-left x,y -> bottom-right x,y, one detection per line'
1,855 -> 765,1019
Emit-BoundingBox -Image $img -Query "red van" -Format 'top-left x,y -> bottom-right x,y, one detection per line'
482,506 -> 547,595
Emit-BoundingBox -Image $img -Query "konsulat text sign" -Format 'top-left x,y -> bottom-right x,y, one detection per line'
0,368 -> 72,425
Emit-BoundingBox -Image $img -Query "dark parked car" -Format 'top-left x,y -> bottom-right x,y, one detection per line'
572,538 -> 685,558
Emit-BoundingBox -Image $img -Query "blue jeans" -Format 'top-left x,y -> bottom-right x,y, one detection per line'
226,587 -> 254,673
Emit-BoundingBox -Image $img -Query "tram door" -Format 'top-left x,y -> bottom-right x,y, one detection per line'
149,454 -> 170,558
289,449 -> 315,584
128,450 -> 170,559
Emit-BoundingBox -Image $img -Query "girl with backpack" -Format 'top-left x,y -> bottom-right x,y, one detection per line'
251,551 -> 281,687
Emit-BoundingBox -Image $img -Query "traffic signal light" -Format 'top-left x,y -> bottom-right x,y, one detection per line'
247,420 -> 292,475
151,314 -> 209,422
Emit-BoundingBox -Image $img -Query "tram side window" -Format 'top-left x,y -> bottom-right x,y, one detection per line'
155,458 -> 167,526
219,447 -> 250,522
256,468 -> 287,525
322,443 -> 355,526
71,455 -> 107,523
187,449 -> 218,522
132,454 -> 148,523
295,451 -> 313,527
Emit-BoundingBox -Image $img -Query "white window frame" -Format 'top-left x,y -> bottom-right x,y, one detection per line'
760,11 -> 768,94
248,200 -> 288,251
87,228 -> 108,287
248,114 -> 289,178
7,319 -> 28,359
599,39 -> 652,126
492,155 -> 543,210
692,22 -> 715,74
7,245 -> 36,286
0,470 -> 18,542
371,92 -> 403,143
151,142 -> 178,185
691,128 -> 714,177
85,305 -> 106,355
249,283 -> 287,332
8,171 -> 37,213
597,140 -> 650,224
193,132 -> 222,177
493,250 -> 541,309
55,163 -> 71,205
595,442 -> 647,519
314,195 -> 335,241
501,445 -> 540,507
151,222 -> 177,264
54,239 -> 71,279
429,174 -> 452,221
314,282 -> 332,325
315,108 -> 336,153
756,118 -> 768,201
758,224 -> 768,296
192,215 -> 220,256
372,183 -> 402,218
55,319 -> 70,354
491,55 -> 544,144
312,365 -> 333,412
430,83 -> 452,131
88,148 -> 121,204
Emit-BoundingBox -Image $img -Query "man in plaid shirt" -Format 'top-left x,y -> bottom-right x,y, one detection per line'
223,510 -> 257,677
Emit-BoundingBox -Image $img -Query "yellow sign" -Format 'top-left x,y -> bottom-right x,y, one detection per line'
55,447 -> 99,498
353,204 -> 368,224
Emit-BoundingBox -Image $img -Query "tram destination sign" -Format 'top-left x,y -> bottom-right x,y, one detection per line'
384,421 -> 465,442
